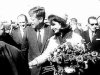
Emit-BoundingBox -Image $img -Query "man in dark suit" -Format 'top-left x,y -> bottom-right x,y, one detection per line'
0,41 -> 30,75
0,24 -> 30,75
82,16 -> 100,51
27,6 -> 54,75
11,14 -> 29,59
82,16 -> 100,75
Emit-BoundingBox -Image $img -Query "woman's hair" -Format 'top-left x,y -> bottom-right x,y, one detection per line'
48,14 -> 67,28
48,14 -> 71,37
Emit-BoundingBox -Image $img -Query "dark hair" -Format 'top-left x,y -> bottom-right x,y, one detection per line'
29,6 -> 45,21
48,14 -> 67,28
88,16 -> 97,24
48,14 -> 71,38
70,18 -> 77,23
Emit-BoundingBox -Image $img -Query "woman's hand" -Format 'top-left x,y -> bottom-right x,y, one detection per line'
28,59 -> 38,69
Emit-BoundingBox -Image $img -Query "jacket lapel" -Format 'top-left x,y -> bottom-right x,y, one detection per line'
31,27 -> 40,50
84,30 -> 91,43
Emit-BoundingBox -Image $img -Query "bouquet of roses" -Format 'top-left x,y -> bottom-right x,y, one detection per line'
48,41 -> 100,75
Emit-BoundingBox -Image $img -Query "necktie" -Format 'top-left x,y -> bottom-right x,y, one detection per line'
38,30 -> 41,43
38,30 -> 42,51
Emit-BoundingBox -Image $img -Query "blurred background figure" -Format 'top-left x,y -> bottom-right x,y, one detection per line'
82,16 -> 100,75
0,19 -> 30,75
0,22 -> 4,36
70,18 -> 78,30
64,14 -> 68,24
1,21 -> 11,34
77,23 -> 82,30
0,41 -> 30,75
0,21 -> 17,46
69,18 -> 83,36
17,14 -> 28,29
10,14 -> 29,60
10,20 -> 18,31
97,16 -> 100,29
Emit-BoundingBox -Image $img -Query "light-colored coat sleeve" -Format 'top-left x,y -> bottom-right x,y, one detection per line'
34,36 -> 59,65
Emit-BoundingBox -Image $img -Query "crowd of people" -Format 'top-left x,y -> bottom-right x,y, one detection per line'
0,6 -> 100,75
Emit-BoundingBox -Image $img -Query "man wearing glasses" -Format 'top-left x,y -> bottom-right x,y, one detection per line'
83,16 -> 100,50
82,16 -> 100,75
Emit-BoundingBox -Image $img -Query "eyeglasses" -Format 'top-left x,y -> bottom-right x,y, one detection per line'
90,23 -> 98,26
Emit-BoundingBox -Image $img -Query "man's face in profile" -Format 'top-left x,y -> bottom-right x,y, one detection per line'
30,14 -> 40,29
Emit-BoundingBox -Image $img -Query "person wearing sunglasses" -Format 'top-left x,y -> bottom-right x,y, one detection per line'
82,16 -> 100,75
82,16 -> 100,48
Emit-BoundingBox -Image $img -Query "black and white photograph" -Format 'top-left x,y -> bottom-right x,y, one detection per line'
0,0 -> 100,75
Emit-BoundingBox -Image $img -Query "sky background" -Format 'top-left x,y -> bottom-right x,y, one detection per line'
0,0 -> 100,25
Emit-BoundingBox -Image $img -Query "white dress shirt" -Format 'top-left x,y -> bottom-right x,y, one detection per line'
89,29 -> 95,42
20,28 -> 24,38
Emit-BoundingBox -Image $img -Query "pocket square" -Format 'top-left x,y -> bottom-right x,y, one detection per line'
96,38 -> 100,40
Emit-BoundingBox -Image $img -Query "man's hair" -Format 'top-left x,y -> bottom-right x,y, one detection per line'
28,6 -> 45,21
70,18 -> 77,23
48,14 -> 67,28
17,14 -> 28,23
88,16 -> 97,24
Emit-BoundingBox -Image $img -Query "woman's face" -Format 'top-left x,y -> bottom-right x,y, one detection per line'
51,21 -> 61,33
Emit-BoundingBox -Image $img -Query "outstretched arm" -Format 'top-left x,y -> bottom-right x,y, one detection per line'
29,36 -> 59,68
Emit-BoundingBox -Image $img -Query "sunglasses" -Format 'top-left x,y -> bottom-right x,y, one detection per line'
90,23 -> 98,26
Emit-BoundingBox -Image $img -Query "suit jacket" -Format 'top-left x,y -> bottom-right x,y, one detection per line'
0,41 -> 30,75
82,29 -> 100,75
11,28 -> 27,49
82,29 -> 100,52
11,27 -> 28,59
26,24 -> 54,75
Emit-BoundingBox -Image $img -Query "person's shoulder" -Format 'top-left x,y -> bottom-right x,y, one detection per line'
96,29 -> 100,32
0,41 -> 6,47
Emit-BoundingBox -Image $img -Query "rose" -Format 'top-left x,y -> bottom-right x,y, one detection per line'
76,55 -> 83,62
91,51 -> 98,57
